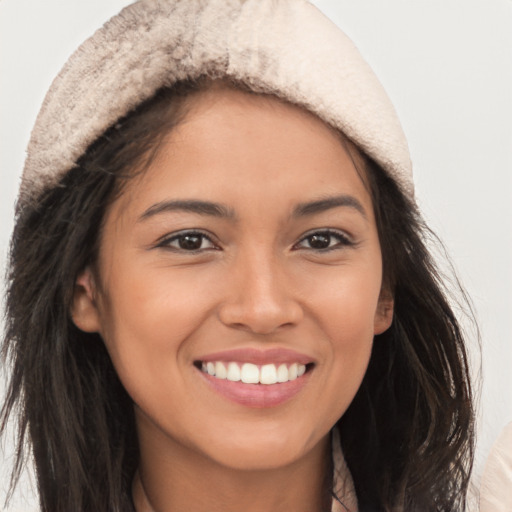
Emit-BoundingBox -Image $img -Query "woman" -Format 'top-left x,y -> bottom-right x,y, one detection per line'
1,1 -> 474,511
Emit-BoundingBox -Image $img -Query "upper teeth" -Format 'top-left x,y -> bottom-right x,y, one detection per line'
201,362 -> 307,385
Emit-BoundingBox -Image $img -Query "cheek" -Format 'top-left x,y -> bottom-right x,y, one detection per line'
304,256 -> 383,342
301,259 -> 382,410
101,258 -> 217,340
96,261 -> 218,399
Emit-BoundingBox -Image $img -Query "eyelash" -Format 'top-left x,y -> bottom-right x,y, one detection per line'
156,230 -> 219,252
293,229 -> 354,252
156,229 -> 354,253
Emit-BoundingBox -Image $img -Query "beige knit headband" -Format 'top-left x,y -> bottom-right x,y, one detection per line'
19,0 -> 413,208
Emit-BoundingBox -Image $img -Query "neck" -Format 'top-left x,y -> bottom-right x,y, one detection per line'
132,427 -> 332,512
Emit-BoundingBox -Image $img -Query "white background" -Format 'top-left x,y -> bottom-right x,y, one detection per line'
1,1 -> 511,510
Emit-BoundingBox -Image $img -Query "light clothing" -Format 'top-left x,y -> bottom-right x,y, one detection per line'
331,428 -> 358,512
479,421 -> 512,512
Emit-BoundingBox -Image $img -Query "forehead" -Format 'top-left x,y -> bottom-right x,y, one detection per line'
112,87 -> 372,220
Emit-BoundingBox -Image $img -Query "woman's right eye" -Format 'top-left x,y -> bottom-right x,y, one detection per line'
157,231 -> 218,252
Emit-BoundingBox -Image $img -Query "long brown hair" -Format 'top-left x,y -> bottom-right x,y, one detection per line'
338,156 -> 474,510
1,80 -> 474,511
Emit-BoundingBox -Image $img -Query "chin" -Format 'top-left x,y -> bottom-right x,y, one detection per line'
212,445 -> 305,471
199,427 -> 325,472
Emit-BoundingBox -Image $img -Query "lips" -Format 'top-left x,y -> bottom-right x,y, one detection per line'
195,348 -> 314,408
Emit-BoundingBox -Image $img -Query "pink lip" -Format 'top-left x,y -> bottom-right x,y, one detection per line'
198,369 -> 311,408
196,347 -> 314,366
195,348 -> 315,408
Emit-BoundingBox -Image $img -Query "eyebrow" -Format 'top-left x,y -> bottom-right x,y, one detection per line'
138,200 -> 236,222
138,195 -> 367,222
293,195 -> 367,219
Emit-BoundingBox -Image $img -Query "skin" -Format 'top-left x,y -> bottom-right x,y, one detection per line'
72,87 -> 393,512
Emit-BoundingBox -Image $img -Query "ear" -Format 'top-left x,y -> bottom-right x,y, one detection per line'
373,289 -> 394,335
71,267 -> 102,333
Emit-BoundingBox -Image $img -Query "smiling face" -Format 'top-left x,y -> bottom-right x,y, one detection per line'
72,87 -> 393,473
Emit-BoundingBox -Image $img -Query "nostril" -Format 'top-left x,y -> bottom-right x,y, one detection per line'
217,303 -> 304,336
217,279 -> 304,335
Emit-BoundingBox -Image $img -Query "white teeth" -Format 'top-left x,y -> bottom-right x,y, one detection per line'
241,363 -> 259,384
276,363 -> 289,383
201,361 -> 307,384
260,364 -> 277,385
215,361 -> 227,379
226,362 -> 241,382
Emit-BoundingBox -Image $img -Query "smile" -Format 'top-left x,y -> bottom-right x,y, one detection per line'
200,361 -> 307,384
195,349 -> 314,408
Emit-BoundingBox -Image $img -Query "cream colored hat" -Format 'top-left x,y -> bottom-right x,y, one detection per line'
19,0 -> 413,208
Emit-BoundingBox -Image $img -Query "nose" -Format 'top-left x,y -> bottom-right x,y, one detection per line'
217,250 -> 304,335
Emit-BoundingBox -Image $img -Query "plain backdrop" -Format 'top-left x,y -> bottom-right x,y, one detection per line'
1,1 -> 511,510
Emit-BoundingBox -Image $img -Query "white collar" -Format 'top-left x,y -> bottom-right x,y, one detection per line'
331,428 -> 358,512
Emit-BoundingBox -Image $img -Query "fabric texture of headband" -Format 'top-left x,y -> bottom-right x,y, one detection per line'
19,0 -> 413,208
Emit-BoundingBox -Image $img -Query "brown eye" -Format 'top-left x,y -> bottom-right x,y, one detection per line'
307,234 -> 331,249
295,230 -> 353,251
158,231 -> 217,252
178,234 -> 204,250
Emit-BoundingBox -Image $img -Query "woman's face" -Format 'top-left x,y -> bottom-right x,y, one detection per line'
72,87 -> 393,471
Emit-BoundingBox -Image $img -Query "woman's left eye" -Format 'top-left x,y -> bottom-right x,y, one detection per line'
157,231 -> 218,252
294,230 -> 353,251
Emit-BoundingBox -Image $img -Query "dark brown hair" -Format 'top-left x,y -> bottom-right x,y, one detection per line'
337,157 -> 474,510
1,79 -> 474,512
